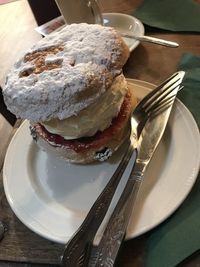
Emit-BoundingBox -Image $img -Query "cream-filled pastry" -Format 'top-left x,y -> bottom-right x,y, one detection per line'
3,23 -> 137,163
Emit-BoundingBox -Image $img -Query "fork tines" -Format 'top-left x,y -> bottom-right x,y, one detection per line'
139,71 -> 185,114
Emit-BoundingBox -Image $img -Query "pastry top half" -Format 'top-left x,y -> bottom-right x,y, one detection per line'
3,23 -> 130,122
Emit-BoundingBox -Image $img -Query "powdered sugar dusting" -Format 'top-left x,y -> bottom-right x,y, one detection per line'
3,23 -> 129,122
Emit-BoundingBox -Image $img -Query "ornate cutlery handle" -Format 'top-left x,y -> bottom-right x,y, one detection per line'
61,142 -> 136,267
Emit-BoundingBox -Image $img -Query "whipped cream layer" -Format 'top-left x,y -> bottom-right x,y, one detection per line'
42,74 -> 128,139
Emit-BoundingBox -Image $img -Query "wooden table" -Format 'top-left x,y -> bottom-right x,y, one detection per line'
0,0 -> 200,266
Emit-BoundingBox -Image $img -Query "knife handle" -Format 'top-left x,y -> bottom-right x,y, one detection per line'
89,160 -> 145,267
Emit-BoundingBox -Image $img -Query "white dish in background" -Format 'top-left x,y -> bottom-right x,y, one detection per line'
3,79 -> 200,244
35,13 -> 144,52
103,13 -> 145,52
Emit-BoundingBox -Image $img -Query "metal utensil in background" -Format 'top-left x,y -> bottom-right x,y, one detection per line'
89,71 -> 185,267
121,33 -> 179,48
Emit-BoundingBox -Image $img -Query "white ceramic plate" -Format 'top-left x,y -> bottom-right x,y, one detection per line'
103,13 -> 145,52
3,80 -> 200,244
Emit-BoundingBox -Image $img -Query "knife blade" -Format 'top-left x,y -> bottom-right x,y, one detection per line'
88,74 -> 184,267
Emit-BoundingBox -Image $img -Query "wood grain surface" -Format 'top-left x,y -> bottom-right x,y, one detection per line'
0,0 -> 41,87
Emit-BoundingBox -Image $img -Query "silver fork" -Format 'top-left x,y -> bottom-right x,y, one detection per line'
61,71 -> 185,267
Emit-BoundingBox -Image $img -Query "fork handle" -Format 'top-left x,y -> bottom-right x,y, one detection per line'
61,143 -> 135,267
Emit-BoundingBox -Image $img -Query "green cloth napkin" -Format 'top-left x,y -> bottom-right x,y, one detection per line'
145,53 -> 200,267
133,0 -> 200,32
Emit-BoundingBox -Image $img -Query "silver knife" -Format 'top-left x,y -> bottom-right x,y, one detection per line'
88,79 -> 182,266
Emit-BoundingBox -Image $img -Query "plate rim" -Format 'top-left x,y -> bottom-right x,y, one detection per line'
3,79 -> 200,243
127,78 -> 200,238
